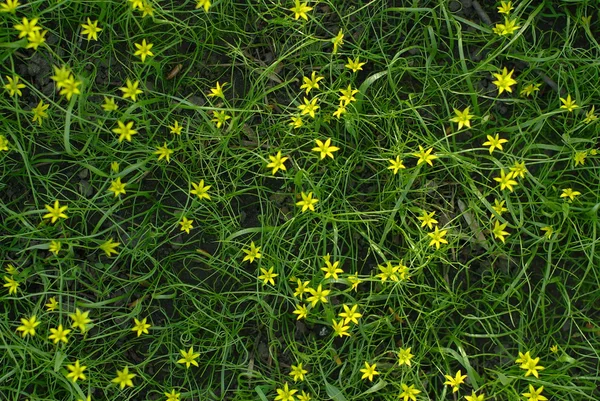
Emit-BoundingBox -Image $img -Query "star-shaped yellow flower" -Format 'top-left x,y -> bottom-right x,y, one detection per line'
289,0 -> 313,21
43,200 -> 68,223
312,138 -> 339,160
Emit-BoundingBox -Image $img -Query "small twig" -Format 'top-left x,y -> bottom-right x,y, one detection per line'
472,1 -> 492,26
538,72 -> 562,95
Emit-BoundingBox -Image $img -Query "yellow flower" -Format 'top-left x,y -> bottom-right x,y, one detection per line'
312,138 -> 339,160
266,151 -> 289,175
519,353 -> 544,378
58,76 -> 82,100
573,151 -> 587,166
102,96 -> 118,112
522,385 -> 547,401
413,146 -> 438,166
119,79 -> 143,101
540,226 -> 554,240
492,220 -> 509,243
49,240 -> 62,255
399,383 -> 421,401
81,18 -> 102,41
154,142 -> 174,162
242,241 -> 262,263
387,156 -> 405,174
113,120 -> 138,142
347,274 -> 361,291
550,344 -> 559,353
443,370 -> 467,393
45,297 -> 58,311
492,67 -> 517,95
99,238 -> 120,257
515,351 -> 531,365
331,29 -> 344,54
492,199 -> 508,217
293,279 -> 310,299
108,177 -> 127,197
300,71 -> 324,95
339,84 -> 359,106
4,75 -> 26,96
128,0 -> 143,9
292,304 -> 308,320
51,65 -> 71,88
275,383 -> 297,401
30,100 -> 49,125
583,106 -> 597,124
465,391 -> 485,401
333,105 -> 346,119
140,1 -> 153,17
195,0 -> 210,12
427,226 -> 448,249
17,315 -> 41,337
296,191 -> 318,212
331,318 -> 350,337
43,200 -> 68,223
66,360 -> 87,382
510,161 -> 527,179
177,346 -> 200,368
339,304 -> 362,325
0,135 -> 9,151
48,324 -> 71,344
377,261 -> 399,282
497,1 -> 513,15
112,366 -> 136,390
258,267 -> 278,286
164,390 -> 181,401
559,94 -> 578,112
397,347 -> 414,366
482,134 -> 508,154
14,17 -> 40,38
131,317 -> 151,337
493,170 -> 518,192
169,120 -> 183,135
69,308 -> 92,332
134,39 -> 154,63
0,0 -> 19,13
4,275 -> 19,295
179,217 -> 193,234
297,390 -> 312,401
289,0 -> 312,20
495,17 -> 520,35
190,179 -> 211,200
306,284 -> 330,307
290,363 -> 307,382
111,161 -> 120,173
345,57 -> 366,72
298,97 -> 320,118
417,210 -> 438,230
211,110 -> 231,128
360,362 -> 379,381
321,255 -> 343,280
26,29 -> 47,50
520,83 -> 541,97
5,264 -> 17,275
450,107 -> 474,130
560,188 -> 581,201
289,115 -> 303,128
207,81 -> 226,99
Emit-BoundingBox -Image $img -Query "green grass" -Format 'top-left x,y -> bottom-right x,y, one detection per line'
1,0 -> 600,400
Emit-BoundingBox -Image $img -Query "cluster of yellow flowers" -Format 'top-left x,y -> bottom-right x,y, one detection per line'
7,291 -> 185,400
492,1 -> 521,36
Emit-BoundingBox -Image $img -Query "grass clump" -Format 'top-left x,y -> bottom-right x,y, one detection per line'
1,1 -> 599,400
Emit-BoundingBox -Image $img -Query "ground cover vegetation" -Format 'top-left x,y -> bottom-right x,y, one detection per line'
1,0 -> 599,400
